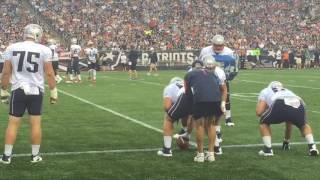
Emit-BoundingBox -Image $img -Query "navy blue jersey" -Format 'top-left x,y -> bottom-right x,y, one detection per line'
184,69 -> 221,103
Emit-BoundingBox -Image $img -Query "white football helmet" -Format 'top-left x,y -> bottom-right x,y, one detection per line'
203,55 -> 220,68
212,35 -> 225,45
71,38 -> 77,44
169,77 -> 183,86
23,24 -> 43,42
212,34 -> 225,53
268,81 -> 283,90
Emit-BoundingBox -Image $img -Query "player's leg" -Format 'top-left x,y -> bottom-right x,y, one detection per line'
282,122 -> 292,150
205,116 -> 216,162
258,123 -> 274,156
0,89 -> 25,164
299,124 -> 319,156
92,64 -> 97,82
157,114 -> 174,157
225,81 -> 234,127
194,117 -> 205,162
27,91 -> 44,162
74,58 -> 81,82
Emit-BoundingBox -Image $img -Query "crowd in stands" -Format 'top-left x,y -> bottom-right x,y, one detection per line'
25,0 -> 319,52
1,0 -> 320,59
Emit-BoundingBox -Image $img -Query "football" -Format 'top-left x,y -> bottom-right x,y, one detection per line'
176,136 -> 189,150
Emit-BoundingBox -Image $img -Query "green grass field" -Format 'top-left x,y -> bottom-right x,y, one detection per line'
0,69 -> 319,180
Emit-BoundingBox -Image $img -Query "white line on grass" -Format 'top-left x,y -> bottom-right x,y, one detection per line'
57,89 -> 163,133
241,80 -> 320,90
12,141 -> 319,158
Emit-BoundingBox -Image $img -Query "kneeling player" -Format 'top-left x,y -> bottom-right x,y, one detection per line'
256,81 -> 319,156
157,77 -> 192,157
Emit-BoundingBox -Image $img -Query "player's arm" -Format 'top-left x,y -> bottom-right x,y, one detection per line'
44,61 -> 58,104
256,100 -> 268,117
1,60 -> 12,90
44,61 -> 56,90
220,83 -> 227,102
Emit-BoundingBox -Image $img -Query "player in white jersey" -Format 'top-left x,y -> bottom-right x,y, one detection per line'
199,35 -> 238,128
48,39 -> 63,83
157,77 -> 193,157
85,41 -> 98,83
0,24 -> 58,164
198,35 -> 238,155
70,38 -> 82,83
256,81 -> 318,156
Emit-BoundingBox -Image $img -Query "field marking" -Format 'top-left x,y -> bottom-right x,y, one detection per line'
11,141 -> 319,158
240,79 -> 320,90
58,89 -> 163,133
101,76 -> 165,86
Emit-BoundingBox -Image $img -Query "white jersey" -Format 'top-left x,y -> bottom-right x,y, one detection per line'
4,41 -> 52,92
258,87 -> 301,107
214,66 -> 226,85
70,44 -> 81,58
199,46 -> 235,61
85,47 -> 98,63
199,45 -> 238,74
48,44 -> 59,61
120,52 -> 127,63
163,83 -> 185,104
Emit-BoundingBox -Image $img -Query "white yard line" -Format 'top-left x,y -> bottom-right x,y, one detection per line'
240,80 -> 320,90
11,141 -> 319,158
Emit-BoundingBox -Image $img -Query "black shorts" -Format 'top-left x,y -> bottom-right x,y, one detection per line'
167,94 -> 192,121
88,62 -> 96,70
0,62 -> 3,73
129,62 -> 137,70
9,88 -> 43,117
192,102 -> 223,120
260,99 -> 306,128
52,61 -> 59,71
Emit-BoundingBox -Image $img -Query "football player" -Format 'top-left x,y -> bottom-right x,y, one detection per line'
185,56 -> 227,162
70,38 -> 82,83
0,24 -> 57,164
85,41 -> 98,84
256,81 -> 319,156
48,39 -> 63,83
199,34 -> 238,148
147,47 -> 158,76
157,77 -> 193,157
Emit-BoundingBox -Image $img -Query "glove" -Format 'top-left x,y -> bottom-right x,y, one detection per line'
0,89 -> 10,104
50,87 -> 58,104
221,101 -> 226,114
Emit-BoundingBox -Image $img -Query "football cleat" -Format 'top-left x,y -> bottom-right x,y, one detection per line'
225,118 -> 235,127
216,132 -> 223,143
214,146 -> 223,155
258,147 -> 274,156
194,152 -> 205,163
308,144 -> 319,156
31,154 -> 43,163
157,147 -> 172,157
282,141 -> 290,150
0,154 -> 11,164
205,151 -> 215,162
